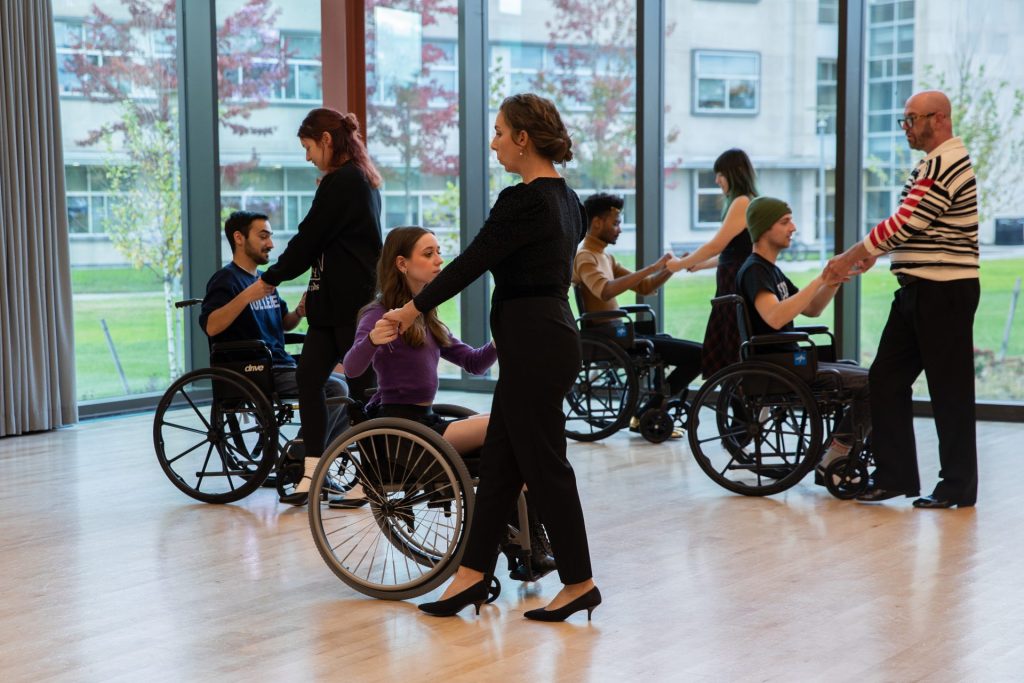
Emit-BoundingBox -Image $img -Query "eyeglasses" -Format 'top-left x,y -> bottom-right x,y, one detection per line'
897,112 -> 937,129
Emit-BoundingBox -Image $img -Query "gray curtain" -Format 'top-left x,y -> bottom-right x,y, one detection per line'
0,0 -> 78,435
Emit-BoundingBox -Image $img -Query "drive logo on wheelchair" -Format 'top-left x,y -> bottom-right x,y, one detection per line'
793,351 -> 808,366
244,363 -> 266,373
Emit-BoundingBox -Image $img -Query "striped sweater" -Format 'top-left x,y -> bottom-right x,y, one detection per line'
862,136 -> 979,281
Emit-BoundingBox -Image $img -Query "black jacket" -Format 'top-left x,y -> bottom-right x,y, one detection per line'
261,161 -> 382,327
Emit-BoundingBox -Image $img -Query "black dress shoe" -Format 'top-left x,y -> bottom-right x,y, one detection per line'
327,496 -> 368,510
855,486 -> 908,503
524,586 -> 602,622
913,495 -> 973,509
418,580 -> 489,617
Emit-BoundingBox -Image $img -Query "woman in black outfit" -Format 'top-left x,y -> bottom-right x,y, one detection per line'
387,94 -> 600,622
671,148 -> 757,377
260,108 -> 383,505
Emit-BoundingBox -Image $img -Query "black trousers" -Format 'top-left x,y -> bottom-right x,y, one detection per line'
640,334 -> 703,399
297,323 -> 376,457
868,277 -> 980,503
461,297 -> 593,585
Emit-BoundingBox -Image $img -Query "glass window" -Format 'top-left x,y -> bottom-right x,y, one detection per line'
489,0 -> 638,266
54,0 -> 184,401
816,58 -> 838,134
693,50 -> 760,114
664,2 -> 838,351
216,0 -> 320,285
366,1 -> 461,377
818,0 -> 839,23
859,0 -> 1024,403
694,171 -> 724,229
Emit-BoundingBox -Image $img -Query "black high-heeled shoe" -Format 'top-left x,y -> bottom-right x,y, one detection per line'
418,580 -> 490,617
523,586 -> 602,622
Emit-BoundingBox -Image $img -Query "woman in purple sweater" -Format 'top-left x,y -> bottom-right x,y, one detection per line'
343,226 -> 496,453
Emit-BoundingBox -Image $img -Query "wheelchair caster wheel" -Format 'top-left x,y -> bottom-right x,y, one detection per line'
639,409 -> 674,444
823,456 -> 869,500
486,576 -> 501,604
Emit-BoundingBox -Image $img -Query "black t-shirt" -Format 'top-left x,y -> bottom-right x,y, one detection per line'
199,263 -> 294,367
736,253 -> 800,349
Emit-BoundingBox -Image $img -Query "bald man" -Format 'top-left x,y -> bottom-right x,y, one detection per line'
828,90 -> 979,508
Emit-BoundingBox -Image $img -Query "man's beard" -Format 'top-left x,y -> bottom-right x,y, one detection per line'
246,244 -> 270,265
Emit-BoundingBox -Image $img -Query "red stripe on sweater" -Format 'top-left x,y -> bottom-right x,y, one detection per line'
868,177 -> 935,248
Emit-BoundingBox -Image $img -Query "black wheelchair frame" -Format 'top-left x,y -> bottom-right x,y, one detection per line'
563,287 -> 690,444
686,294 -> 873,498
152,299 -> 551,601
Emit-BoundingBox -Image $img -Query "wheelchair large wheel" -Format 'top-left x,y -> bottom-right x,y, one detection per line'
308,418 -> 474,600
153,368 -> 277,504
688,362 -> 823,496
564,337 -> 639,442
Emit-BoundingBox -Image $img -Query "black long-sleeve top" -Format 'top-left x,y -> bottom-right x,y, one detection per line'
261,161 -> 382,327
413,178 -> 586,313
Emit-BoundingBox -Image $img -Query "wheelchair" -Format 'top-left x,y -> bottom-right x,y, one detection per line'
563,287 -> 689,444
307,405 -> 552,601
152,298 -> 346,504
686,295 -> 873,498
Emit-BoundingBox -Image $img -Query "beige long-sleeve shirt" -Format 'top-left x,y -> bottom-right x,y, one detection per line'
572,235 -> 661,313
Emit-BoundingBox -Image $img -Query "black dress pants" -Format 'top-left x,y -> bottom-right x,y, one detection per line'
297,323 -> 376,457
641,334 -> 703,398
460,296 -> 593,585
868,277 -> 979,503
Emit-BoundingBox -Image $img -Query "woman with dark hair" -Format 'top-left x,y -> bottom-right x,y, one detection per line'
386,93 -> 600,622
671,148 -> 758,377
260,107 -> 383,506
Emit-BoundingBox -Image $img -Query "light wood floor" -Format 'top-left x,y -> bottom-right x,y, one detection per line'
2,391 -> 1023,682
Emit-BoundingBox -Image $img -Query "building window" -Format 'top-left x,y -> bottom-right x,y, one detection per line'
694,170 -> 724,230
818,0 -> 839,24
816,58 -> 837,134
864,0 -> 914,233
692,50 -> 759,115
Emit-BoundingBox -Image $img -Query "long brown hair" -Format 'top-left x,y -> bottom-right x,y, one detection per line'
360,226 -> 451,348
297,108 -> 383,188
500,93 -> 574,164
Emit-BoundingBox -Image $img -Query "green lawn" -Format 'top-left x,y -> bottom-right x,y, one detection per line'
73,278 -> 460,400
73,261 -> 1024,401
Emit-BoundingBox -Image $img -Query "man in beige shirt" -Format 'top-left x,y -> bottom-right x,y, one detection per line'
573,192 -> 703,426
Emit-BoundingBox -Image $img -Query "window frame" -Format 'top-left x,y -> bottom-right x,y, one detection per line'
691,49 -> 761,116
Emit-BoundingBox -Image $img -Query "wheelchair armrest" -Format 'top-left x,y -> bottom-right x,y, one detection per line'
747,332 -> 811,347
711,294 -> 744,307
581,309 -> 626,321
211,339 -> 272,355
283,332 -> 305,345
433,404 -> 478,418
793,325 -> 830,335
620,304 -> 654,316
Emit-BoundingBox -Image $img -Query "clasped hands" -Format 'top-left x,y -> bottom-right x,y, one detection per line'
246,277 -> 276,302
822,253 -> 877,286
382,300 -> 420,335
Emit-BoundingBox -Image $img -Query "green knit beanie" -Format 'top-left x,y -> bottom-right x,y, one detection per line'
746,196 -> 792,242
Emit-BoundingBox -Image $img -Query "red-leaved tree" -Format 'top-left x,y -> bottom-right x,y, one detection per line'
65,0 -> 290,381
364,0 -> 460,227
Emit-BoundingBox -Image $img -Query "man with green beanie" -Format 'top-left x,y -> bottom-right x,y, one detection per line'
736,196 -> 871,481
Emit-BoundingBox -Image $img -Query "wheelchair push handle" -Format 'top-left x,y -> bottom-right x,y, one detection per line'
175,298 -> 204,309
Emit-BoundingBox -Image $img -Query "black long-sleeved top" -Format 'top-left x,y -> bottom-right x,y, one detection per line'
414,178 -> 586,313
261,161 -> 382,326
